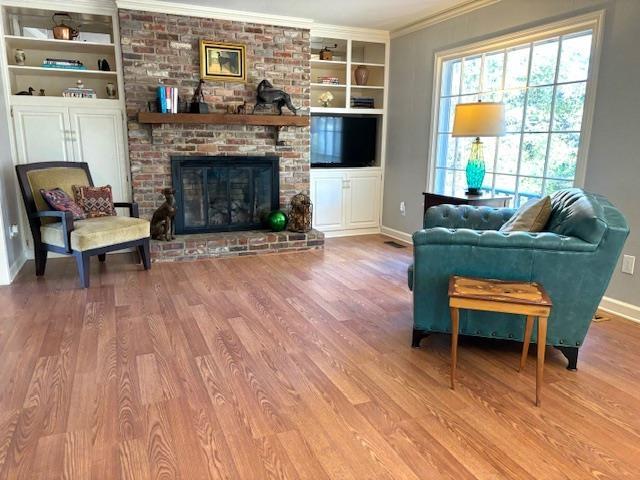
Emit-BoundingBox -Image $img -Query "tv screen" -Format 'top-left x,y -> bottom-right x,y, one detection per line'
311,115 -> 377,167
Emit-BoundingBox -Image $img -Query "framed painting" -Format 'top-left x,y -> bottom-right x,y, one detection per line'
199,40 -> 246,82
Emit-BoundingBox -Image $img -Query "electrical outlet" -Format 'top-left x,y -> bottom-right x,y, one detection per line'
622,255 -> 635,275
9,224 -> 19,239
400,201 -> 406,216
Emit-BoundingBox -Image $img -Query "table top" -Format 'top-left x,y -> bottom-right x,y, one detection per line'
448,276 -> 552,307
423,191 -> 512,201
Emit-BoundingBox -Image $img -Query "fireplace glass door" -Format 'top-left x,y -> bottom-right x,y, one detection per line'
172,156 -> 279,233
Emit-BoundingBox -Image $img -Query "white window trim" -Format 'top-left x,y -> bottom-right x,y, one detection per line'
426,10 -> 605,194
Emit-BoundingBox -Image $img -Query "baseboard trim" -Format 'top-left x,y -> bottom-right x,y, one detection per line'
380,226 -> 413,245
7,253 -> 26,284
321,227 -> 381,238
599,296 -> 640,324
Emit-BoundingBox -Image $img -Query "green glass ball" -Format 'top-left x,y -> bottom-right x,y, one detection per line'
267,210 -> 287,232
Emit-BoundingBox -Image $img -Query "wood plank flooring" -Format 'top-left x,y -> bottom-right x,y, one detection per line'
1,234 -> 639,479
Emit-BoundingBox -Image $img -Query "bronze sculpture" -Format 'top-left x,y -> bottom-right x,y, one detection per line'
150,188 -> 176,241
190,79 -> 209,113
253,79 -> 298,115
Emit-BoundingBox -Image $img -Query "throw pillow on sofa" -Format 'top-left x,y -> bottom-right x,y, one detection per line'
499,196 -> 551,233
40,188 -> 86,220
72,184 -> 117,218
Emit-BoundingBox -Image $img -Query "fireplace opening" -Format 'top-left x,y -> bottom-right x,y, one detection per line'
171,156 -> 279,234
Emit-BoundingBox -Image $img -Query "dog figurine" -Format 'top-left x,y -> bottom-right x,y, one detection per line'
253,79 -> 298,115
150,188 -> 176,241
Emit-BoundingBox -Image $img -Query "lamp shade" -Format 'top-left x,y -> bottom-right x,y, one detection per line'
452,101 -> 505,137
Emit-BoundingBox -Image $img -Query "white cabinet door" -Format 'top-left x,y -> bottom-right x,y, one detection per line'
68,107 -> 129,202
12,106 -> 73,164
345,170 -> 381,229
311,171 -> 346,231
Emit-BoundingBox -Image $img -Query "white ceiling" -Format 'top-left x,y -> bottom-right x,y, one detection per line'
168,0 -> 474,31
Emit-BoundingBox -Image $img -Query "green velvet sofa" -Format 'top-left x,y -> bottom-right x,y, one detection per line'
408,188 -> 629,369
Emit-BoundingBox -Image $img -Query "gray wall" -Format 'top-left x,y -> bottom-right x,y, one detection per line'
383,0 -> 640,305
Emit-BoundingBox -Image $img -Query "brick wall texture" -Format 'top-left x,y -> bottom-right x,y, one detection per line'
118,9 -> 311,219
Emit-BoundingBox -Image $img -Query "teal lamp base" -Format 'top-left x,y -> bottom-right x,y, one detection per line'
465,137 -> 485,195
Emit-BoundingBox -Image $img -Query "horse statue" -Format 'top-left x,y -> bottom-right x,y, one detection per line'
253,79 -> 298,115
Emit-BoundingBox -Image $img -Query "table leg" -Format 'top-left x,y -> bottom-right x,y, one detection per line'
536,315 -> 548,407
450,307 -> 460,390
520,315 -> 535,372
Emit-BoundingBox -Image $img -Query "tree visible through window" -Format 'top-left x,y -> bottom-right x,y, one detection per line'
433,29 -> 594,205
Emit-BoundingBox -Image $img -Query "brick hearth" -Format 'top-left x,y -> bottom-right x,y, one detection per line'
151,229 -> 324,262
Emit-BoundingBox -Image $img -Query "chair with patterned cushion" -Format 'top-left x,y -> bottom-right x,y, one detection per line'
16,161 -> 151,288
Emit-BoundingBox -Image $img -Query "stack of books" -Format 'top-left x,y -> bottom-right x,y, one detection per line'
157,86 -> 178,113
42,58 -> 86,70
317,76 -> 340,85
62,87 -> 97,98
351,97 -> 375,108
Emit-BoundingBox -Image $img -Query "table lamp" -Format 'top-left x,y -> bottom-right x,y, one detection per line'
452,101 -> 505,195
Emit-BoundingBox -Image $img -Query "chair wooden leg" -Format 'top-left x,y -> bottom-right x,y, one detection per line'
450,307 -> 460,390
35,248 -> 48,276
98,254 -> 106,263
520,315 -> 535,371
138,238 -> 151,270
74,252 -> 90,288
536,315 -> 548,407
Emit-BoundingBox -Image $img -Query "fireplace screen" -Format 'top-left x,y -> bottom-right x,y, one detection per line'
171,156 -> 279,233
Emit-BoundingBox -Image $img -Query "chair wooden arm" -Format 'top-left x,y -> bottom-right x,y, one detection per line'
30,210 -> 74,252
114,202 -> 140,218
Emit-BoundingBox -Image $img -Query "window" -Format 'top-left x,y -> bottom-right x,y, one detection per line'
431,17 -> 601,206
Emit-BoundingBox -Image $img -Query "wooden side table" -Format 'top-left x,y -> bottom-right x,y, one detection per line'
423,191 -> 512,218
448,276 -> 552,406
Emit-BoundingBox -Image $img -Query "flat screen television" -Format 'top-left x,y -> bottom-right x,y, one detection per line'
311,115 -> 377,167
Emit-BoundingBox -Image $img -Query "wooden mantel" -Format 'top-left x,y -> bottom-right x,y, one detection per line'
137,112 -> 309,127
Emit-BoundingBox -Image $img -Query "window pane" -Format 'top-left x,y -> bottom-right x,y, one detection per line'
558,32 -> 592,83
461,56 -> 481,94
520,133 -> 548,176
504,46 -> 530,89
435,134 -> 456,168
482,52 -> 504,93
524,86 -> 553,131
503,88 -> 526,131
495,134 -> 521,174
547,133 -> 579,179
481,137 -> 497,172
553,82 -> 586,131
494,174 -> 516,195
434,168 -> 455,195
441,59 -> 461,96
482,173 -> 495,191
438,96 -> 458,133
518,176 -> 543,202
529,38 -> 559,86
455,137 -> 474,170
545,179 -> 573,196
454,170 -> 467,194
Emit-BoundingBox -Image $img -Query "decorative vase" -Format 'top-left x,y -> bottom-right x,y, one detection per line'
14,49 -> 25,66
267,210 -> 288,232
465,139 -> 485,195
106,82 -> 116,99
354,65 -> 369,86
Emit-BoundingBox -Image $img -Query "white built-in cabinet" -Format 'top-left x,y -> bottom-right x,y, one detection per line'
310,168 -> 381,235
12,104 -> 129,204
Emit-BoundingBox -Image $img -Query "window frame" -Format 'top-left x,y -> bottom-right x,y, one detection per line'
426,11 -> 605,197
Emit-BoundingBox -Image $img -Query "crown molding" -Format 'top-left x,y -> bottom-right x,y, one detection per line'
391,0 -> 501,39
0,0 -> 117,16
311,22 -> 389,42
116,0 -> 314,29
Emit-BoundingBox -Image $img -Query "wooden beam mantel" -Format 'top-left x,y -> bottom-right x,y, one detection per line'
137,112 -> 309,127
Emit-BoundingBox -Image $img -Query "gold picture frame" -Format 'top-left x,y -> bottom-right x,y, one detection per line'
199,40 -> 246,82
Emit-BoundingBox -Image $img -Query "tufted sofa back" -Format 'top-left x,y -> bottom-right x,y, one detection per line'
546,188 -> 607,244
424,204 -> 515,230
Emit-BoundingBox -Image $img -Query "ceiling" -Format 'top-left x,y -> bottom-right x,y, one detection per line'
168,0 -> 475,31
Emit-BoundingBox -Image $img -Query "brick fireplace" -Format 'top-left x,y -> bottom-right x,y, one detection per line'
118,9 -> 323,261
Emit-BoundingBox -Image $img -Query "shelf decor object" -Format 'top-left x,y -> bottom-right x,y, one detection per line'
452,101 -> 505,195
354,65 -> 369,85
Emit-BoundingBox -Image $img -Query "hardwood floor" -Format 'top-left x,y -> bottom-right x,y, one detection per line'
1,234 -> 639,479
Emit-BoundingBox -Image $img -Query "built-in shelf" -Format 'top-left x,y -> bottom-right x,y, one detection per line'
4,35 -> 115,54
311,59 -> 347,66
8,65 -> 117,79
311,83 -> 346,88
351,85 -> 384,90
351,62 -> 385,68
310,107 -> 384,115
138,112 -> 309,127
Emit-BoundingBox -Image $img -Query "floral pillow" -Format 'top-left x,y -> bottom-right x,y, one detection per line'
40,188 -> 86,220
72,185 -> 117,218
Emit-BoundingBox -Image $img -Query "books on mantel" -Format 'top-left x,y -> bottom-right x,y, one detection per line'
350,97 -> 375,108
157,86 -> 178,114
42,58 -> 87,70
62,87 -> 97,98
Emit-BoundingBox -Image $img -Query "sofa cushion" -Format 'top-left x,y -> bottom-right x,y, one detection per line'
499,196 -> 551,233
546,188 -> 607,244
41,216 -> 149,251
